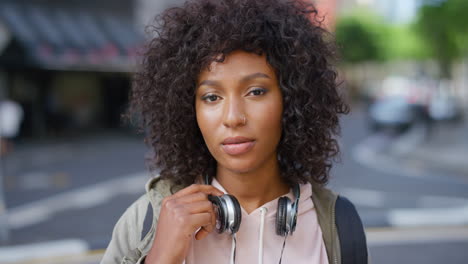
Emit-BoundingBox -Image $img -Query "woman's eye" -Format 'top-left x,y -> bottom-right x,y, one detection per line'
202,94 -> 220,102
248,88 -> 267,96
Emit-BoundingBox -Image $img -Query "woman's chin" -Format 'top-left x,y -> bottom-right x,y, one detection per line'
220,160 -> 258,174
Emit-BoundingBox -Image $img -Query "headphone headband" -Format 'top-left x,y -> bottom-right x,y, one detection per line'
289,183 -> 301,234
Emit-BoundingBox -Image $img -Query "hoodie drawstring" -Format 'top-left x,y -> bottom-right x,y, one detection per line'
258,207 -> 268,264
229,206 -> 268,264
230,233 -> 237,264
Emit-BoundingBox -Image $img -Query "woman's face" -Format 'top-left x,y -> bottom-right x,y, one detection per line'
195,50 -> 283,174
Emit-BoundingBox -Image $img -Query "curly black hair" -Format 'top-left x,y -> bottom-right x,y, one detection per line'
129,0 -> 349,188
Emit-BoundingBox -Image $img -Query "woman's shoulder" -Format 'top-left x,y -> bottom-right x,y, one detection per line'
101,193 -> 152,264
105,177 -> 172,246
311,184 -> 339,209
101,176 -> 181,263
145,176 -> 185,203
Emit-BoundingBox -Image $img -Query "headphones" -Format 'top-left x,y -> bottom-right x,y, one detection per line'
205,175 -> 301,237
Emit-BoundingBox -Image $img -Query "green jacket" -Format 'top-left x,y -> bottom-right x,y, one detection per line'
101,177 -> 342,264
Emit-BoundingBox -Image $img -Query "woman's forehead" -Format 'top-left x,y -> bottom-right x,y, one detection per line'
198,50 -> 277,82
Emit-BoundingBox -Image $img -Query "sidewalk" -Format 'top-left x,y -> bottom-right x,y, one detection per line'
390,120 -> 468,178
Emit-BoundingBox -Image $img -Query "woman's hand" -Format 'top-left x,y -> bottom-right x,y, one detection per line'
145,184 -> 224,264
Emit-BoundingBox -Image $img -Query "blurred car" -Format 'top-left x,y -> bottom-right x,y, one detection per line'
368,96 -> 418,132
429,92 -> 463,122
367,76 -> 433,133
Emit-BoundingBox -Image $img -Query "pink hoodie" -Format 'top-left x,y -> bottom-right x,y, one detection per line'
185,178 -> 329,264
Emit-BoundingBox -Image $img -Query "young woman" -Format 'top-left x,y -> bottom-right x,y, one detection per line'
101,0 -> 365,263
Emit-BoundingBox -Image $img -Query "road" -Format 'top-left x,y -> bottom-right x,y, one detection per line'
2,105 -> 468,263
330,105 -> 468,263
331,106 -> 468,228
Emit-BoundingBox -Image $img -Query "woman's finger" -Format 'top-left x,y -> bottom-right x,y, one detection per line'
195,200 -> 218,240
181,200 -> 214,214
174,192 -> 211,204
195,227 -> 211,240
172,184 -> 224,198
188,212 -> 212,230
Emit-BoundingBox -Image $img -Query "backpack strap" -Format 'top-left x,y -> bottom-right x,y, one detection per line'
138,178 -> 184,249
335,196 -> 368,264
141,202 -> 154,241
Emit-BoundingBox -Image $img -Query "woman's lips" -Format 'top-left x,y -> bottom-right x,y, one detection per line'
221,141 -> 255,155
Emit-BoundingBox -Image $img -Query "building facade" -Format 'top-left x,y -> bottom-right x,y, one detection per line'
0,0 -> 144,139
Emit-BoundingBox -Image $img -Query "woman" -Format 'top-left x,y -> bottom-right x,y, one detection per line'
102,0 -> 365,263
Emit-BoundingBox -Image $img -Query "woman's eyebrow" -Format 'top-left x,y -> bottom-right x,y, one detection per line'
198,79 -> 220,88
198,72 -> 271,88
240,72 -> 271,83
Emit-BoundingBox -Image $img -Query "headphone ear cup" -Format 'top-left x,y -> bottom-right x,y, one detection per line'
208,195 -> 227,233
276,196 -> 288,236
226,194 -> 242,234
209,194 -> 242,234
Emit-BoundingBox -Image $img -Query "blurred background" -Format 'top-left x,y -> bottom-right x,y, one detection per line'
0,0 -> 466,263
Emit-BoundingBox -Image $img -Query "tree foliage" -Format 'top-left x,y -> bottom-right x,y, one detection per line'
416,0 -> 468,77
336,1 -> 468,77
335,10 -> 429,64
335,11 -> 387,63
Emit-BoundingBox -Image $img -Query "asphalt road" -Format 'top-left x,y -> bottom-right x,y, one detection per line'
331,105 -> 468,228
2,105 -> 468,263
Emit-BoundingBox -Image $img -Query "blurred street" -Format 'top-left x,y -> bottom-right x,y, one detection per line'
3,132 -> 148,247
0,104 -> 467,263
1,0 -> 468,263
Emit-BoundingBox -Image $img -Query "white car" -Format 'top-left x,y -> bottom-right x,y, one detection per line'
429,93 -> 462,121
368,96 -> 418,132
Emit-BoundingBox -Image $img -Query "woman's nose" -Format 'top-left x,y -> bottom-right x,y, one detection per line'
222,97 -> 246,128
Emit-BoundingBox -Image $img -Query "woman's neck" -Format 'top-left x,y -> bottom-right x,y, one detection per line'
215,159 -> 289,214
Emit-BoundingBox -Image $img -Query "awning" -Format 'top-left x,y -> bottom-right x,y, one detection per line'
0,2 -> 144,72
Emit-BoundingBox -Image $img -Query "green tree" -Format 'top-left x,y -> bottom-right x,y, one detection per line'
416,0 -> 468,78
335,12 -> 387,63
445,0 -> 468,54
383,24 -> 431,61
335,10 -> 428,64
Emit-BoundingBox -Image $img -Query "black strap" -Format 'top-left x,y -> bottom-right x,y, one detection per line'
335,196 -> 368,264
141,202 -> 154,241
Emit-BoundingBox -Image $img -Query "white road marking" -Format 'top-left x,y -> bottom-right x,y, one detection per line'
388,205 -> 468,227
7,172 -> 150,229
419,195 -> 468,208
339,188 -> 386,208
0,239 -> 88,263
366,226 -> 468,246
352,134 -> 425,179
340,187 -> 468,227
352,132 -> 468,184
350,130 -> 468,227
